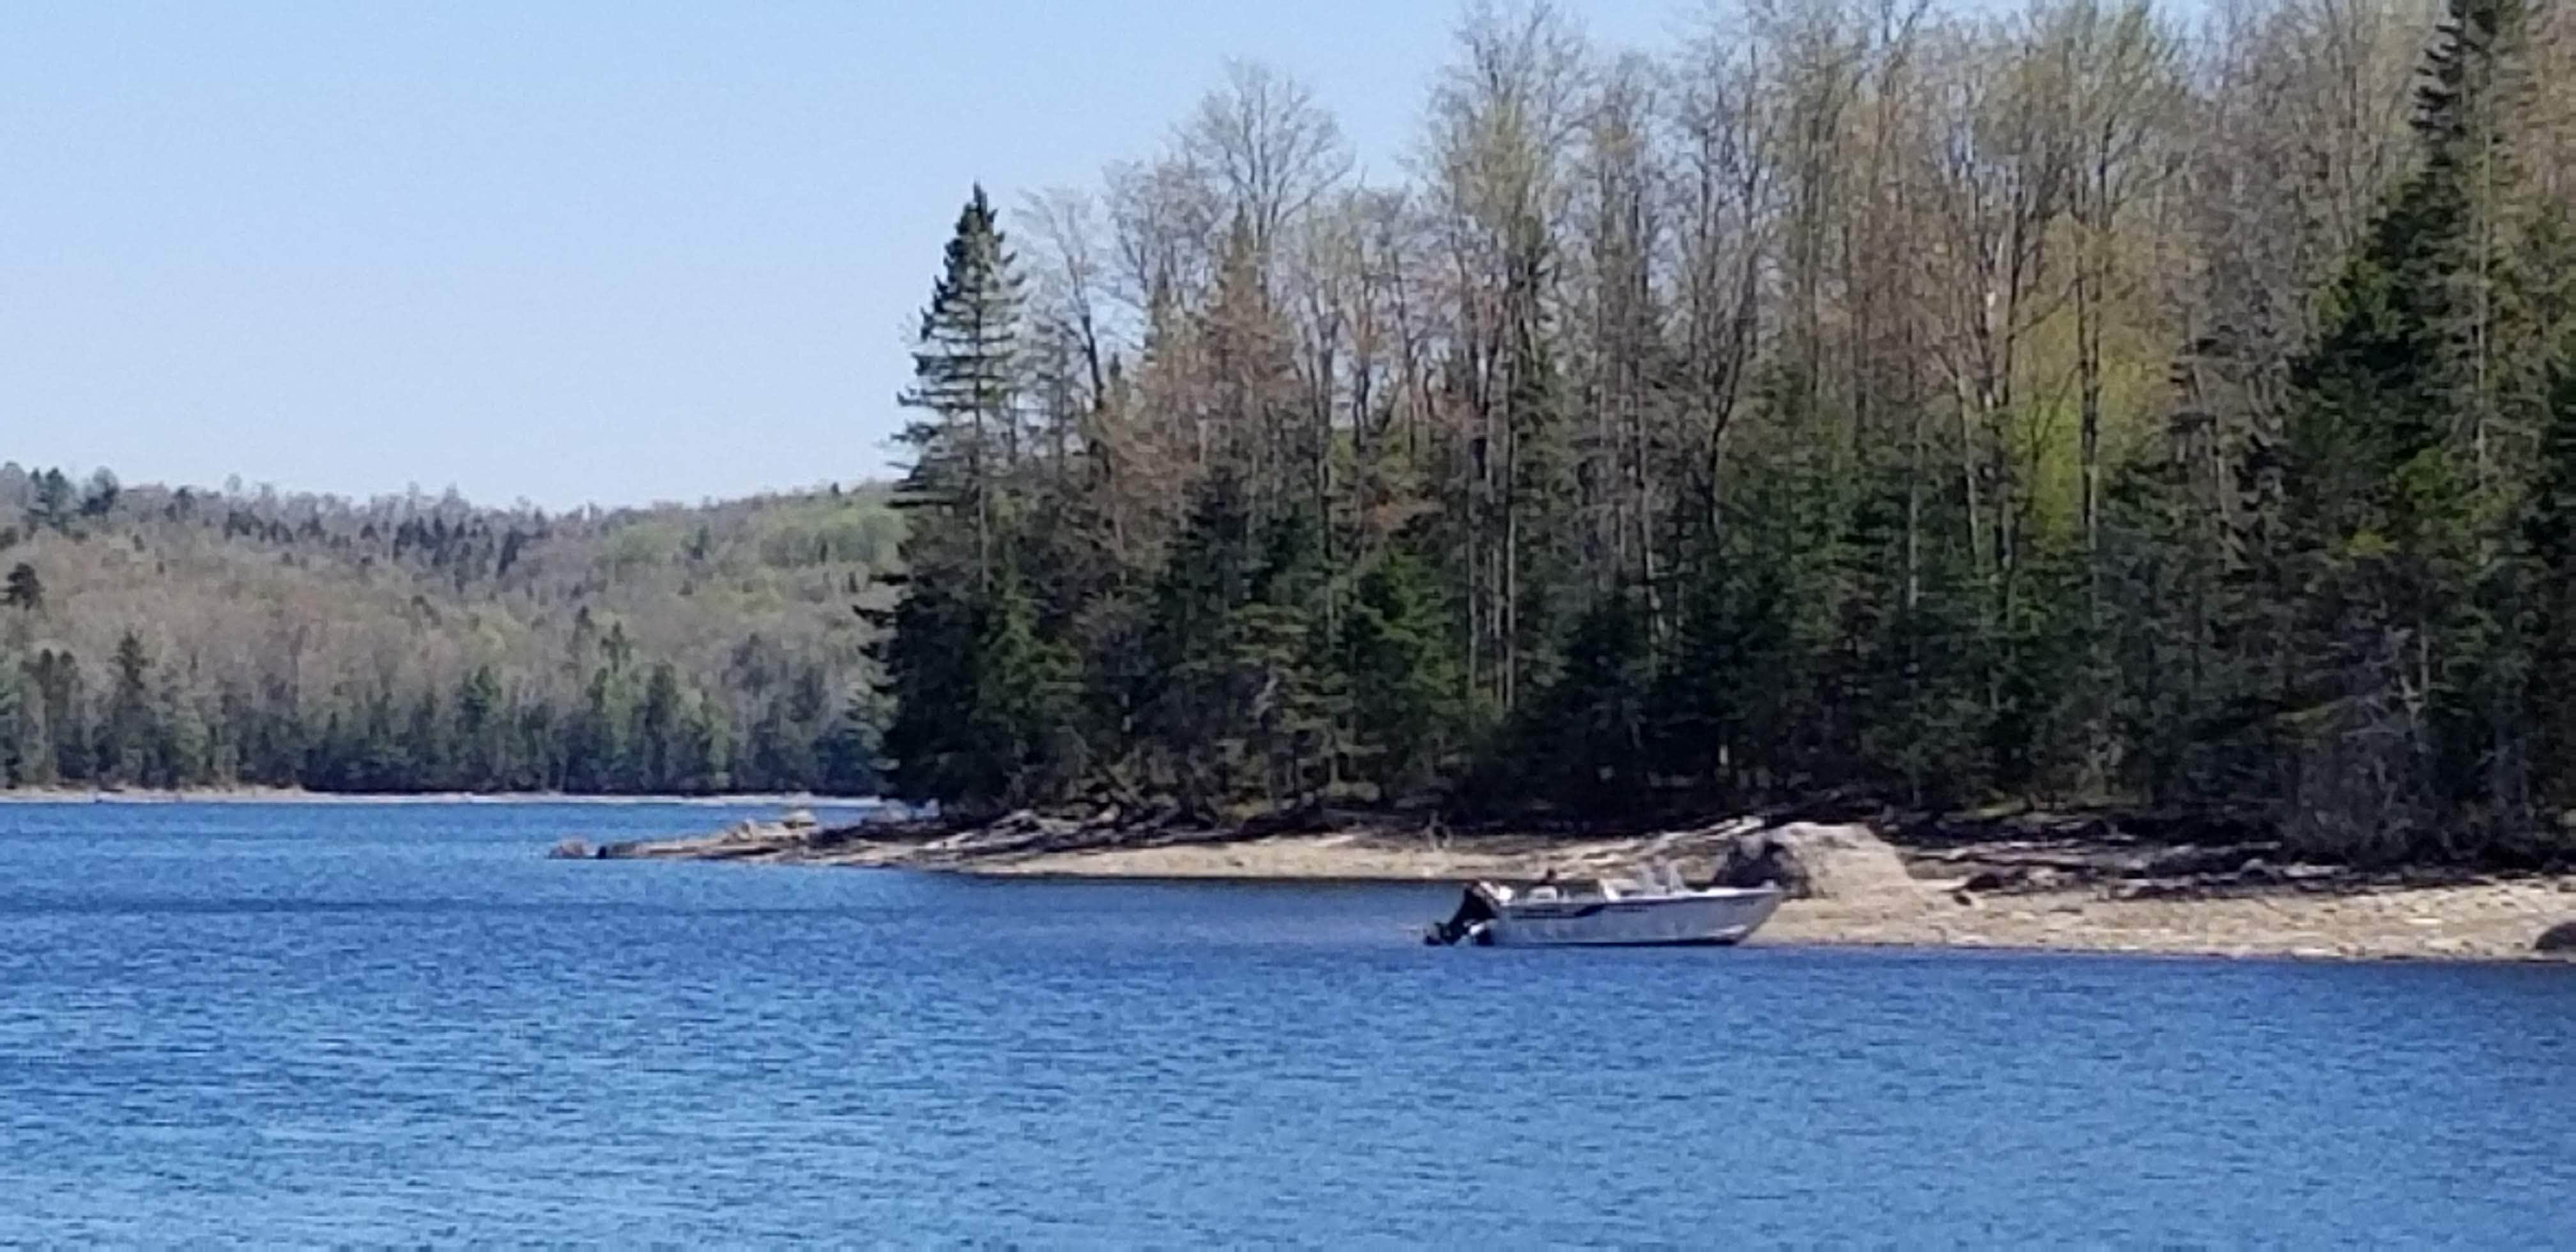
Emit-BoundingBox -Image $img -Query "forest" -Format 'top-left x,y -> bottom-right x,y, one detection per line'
881,0 -> 2576,864
0,466 -> 894,795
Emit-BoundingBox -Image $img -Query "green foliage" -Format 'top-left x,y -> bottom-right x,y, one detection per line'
1511,589 -> 1655,814
882,568 -> 1076,807
2255,0 -> 2554,861
880,187 -> 1075,811
2522,357 -> 2576,816
0,466 -> 896,795
853,5 -> 2576,871
1340,550 -> 1463,797
1133,474 -> 1331,813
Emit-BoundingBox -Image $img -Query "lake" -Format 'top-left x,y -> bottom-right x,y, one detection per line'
2,800 -> 2571,1245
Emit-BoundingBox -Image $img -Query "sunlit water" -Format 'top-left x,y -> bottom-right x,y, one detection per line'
3,801 -> 2572,1244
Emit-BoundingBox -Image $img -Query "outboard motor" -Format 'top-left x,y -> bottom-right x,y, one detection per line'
1423,883 -> 1500,945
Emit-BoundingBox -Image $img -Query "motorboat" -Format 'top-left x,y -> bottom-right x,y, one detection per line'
1423,863 -> 1783,947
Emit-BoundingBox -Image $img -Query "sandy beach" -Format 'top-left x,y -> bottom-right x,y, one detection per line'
571,813 -> 2576,963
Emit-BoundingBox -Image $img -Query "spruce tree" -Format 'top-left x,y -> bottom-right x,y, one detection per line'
1140,471 -> 1264,813
637,663 -> 683,791
2273,0 -> 2545,860
2521,317 -> 2576,829
454,665 -> 503,791
96,632 -> 155,785
896,185 -> 1025,588
1340,549 -> 1463,798
1519,588 -> 1655,814
882,187 -> 1070,809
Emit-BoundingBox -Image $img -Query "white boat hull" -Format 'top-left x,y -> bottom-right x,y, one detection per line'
1480,887 -> 1782,947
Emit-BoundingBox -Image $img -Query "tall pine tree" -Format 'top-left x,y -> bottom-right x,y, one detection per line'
882,187 -> 1076,809
2272,0 -> 2547,860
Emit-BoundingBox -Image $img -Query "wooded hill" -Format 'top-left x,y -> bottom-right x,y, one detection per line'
880,0 -> 2576,865
0,465 -> 896,795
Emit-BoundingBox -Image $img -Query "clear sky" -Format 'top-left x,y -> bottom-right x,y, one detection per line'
0,1 -> 1680,510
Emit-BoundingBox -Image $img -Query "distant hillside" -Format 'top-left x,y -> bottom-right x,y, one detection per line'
0,463 -> 900,794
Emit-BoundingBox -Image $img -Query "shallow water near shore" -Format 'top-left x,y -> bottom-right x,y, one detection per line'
3,802 -> 2572,1244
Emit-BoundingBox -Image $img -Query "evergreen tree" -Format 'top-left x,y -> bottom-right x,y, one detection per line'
2521,332 -> 2576,823
1516,588 -> 1655,814
1340,549 -> 1464,797
880,186 -> 1085,809
825,6 -> 2576,864
454,665 -> 505,791
27,470 -> 73,533
6,664 -> 54,788
565,667 -> 628,793
158,669 -> 210,786
3,564 -> 41,614
404,691 -> 449,791
896,185 -> 1025,587
637,662 -> 683,792
674,695 -> 728,793
80,470 -> 119,519
811,698 -> 879,796
0,668 -> 22,786
1137,470 -> 1336,813
2266,0 -> 2547,860
96,633 -> 158,786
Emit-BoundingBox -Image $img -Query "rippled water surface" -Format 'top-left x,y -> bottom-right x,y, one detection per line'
3,801 -> 2573,1245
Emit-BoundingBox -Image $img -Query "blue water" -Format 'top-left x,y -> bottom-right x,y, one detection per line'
3,802 -> 2573,1246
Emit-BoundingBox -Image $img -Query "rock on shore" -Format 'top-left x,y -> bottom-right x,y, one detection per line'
1706,822 -> 1921,905
570,809 -> 853,862
2538,920 -> 2576,955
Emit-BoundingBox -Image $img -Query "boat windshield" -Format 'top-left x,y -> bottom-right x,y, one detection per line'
1597,864 -> 1690,898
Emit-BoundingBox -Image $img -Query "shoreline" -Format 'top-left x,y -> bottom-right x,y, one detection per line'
0,788 -> 891,806
577,814 -> 2576,964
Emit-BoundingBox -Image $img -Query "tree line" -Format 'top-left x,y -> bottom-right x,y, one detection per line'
880,0 -> 2576,864
0,467 -> 894,794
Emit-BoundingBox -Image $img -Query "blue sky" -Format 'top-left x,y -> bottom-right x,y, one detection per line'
0,1 -> 1680,510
